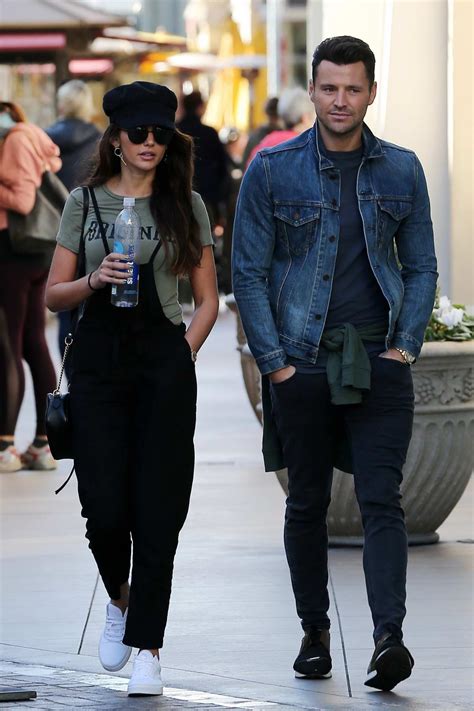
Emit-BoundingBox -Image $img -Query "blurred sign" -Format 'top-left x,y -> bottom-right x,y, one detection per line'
0,33 -> 66,51
69,59 -> 114,75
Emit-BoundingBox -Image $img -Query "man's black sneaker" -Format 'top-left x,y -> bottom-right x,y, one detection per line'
364,633 -> 414,691
293,629 -> 332,679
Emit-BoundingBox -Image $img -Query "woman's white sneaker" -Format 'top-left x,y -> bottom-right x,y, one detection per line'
127,650 -> 163,696
98,603 -> 132,671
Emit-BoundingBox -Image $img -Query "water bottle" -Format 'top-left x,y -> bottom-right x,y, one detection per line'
111,197 -> 140,308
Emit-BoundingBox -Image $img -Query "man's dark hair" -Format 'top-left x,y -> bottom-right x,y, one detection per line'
311,35 -> 375,87
182,90 -> 204,115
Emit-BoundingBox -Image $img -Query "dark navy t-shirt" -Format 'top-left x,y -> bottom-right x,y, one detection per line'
289,141 -> 388,373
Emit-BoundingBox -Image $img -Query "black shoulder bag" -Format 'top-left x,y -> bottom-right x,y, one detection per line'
45,187 -> 89,493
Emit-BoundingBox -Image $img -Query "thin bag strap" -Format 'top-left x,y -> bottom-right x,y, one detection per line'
53,187 -> 88,497
55,463 -> 75,495
56,185 -> 90,387
89,186 -> 111,255
54,334 -> 73,394
52,336 -> 75,496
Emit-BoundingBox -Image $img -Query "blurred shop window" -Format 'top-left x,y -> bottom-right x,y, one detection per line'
288,21 -> 307,88
3,65 -> 56,128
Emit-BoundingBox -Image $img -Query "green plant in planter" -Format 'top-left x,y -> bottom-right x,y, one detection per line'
425,294 -> 474,342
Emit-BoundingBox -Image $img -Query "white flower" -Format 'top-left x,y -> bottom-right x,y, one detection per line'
438,295 -> 451,310
436,306 -> 464,328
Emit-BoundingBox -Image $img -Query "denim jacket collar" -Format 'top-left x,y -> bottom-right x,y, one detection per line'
311,121 -> 384,170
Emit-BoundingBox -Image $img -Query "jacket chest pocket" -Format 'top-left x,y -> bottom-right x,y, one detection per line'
274,204 -> 320,255
377,199 -> 412,244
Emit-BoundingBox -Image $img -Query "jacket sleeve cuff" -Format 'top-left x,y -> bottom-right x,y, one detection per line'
390,332 -> 422,359
255,349 -> 288,376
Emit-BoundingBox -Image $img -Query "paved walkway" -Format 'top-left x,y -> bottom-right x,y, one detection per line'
0,308 -> 473,710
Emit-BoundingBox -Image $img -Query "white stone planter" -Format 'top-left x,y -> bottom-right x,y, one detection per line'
227,296 -> 474,545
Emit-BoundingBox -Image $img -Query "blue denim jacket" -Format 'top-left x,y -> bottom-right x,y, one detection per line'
232,122 -> 438,375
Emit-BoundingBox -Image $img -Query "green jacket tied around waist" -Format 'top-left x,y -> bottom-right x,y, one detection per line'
261,323 -> 387,474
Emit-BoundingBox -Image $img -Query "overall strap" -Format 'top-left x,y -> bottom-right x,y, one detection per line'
77,186 -> 89,277
69,187 -> 91,334
89,186 -> 111,255
149,239 -> 163,263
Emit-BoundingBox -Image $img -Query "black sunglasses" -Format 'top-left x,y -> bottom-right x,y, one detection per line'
123,126 -> 175,146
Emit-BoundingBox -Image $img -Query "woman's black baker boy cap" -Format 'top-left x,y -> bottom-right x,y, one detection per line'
103,81 -> 178,130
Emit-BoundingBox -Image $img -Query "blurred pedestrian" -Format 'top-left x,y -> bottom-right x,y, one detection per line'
241,95 -> 280,167
218,126 -> 244,294
177,91 -> 228,230
46,80 -> 100,191
177,90 -> 227,303
46,81 -> 219,696
233,36 -> 437,691
0,101 -> 61,473
46,80 -> 101,380
246,87 -> 314,167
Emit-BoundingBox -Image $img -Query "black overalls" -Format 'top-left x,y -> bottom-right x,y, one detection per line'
69,224 -> 196,650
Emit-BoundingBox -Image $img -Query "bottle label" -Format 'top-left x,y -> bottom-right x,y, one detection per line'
113,241 -> 138,286
127,260 -> 139,286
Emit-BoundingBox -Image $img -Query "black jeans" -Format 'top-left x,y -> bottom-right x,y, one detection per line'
70,319 -> 197,649
270,355 -> 414,642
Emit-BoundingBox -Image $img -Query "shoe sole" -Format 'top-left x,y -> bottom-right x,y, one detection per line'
364,646 -> 413,691
98,642 -> 132,672
128,684 -> 163,696
295,670 -> 332,679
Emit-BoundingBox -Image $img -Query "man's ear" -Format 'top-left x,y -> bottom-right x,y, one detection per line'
308,80 -> 314,101
368,81 -> 377,106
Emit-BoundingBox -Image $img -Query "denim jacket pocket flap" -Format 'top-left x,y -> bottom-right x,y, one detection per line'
274,204 -> 321,227
377,199 -> 412,221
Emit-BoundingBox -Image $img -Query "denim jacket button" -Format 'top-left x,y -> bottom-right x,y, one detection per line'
329,235 -> 336,242
315,314 -> 322,320
323,274 -> 330,281
331,198 -> 337,207
293,211 -> 300,220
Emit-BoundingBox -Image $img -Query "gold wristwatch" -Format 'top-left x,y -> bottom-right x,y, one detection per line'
394,348 -> 416,365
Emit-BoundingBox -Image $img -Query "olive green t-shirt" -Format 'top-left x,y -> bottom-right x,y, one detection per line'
56,185 -> 213,324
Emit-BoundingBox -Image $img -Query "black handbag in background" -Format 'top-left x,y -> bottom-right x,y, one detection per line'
8,170 -> 69,259
7,126 -> 69,259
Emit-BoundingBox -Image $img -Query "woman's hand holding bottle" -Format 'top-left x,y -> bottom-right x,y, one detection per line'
90,253 -> 131,289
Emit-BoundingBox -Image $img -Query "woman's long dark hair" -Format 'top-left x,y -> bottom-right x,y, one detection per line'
87,125 -> 203,275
